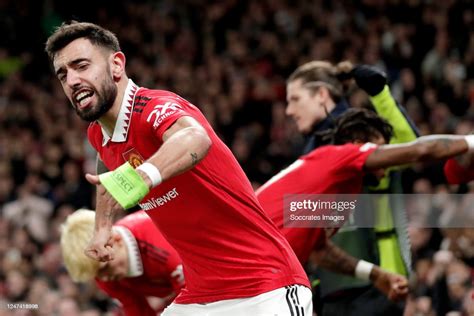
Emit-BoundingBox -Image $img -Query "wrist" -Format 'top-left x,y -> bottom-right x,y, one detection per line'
136,162 -> 162,188
355,260 -> 375,281
464,135 -> 474,151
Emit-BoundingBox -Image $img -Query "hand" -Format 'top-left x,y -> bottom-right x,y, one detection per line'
372,268 -> 409,302
84,227 -> 114,262
351,65 -> 387,96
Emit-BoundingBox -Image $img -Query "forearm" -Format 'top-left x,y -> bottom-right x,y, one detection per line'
366,135 -> 471,170
144,126 -> 211,184
370,86 -> 418,144
93,157 -> 114,230
93,188 -> 115,232
313,240 -> 359,276
414,135 -> 470,160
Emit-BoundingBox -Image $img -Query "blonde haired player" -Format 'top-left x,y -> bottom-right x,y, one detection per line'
61,209 -> 184,315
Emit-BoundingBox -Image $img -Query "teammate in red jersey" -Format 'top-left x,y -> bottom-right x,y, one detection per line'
46,21 -> 311,314
61,209 -> 184,315
256,109 -> 474,301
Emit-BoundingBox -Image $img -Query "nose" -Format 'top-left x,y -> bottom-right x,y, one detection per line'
66,70 -> 81,88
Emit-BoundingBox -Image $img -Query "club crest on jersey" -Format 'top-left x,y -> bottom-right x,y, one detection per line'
122,148 -> 145,168
147,101 -> 183,128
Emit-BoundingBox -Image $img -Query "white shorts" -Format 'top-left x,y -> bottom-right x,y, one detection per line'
162,284 -> 313,316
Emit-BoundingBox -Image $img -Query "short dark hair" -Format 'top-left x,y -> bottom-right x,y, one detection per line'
332,108 -> 393,145
45,21 -> 120,61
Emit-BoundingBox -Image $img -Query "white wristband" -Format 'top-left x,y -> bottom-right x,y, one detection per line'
465,135 -> 474,151
354,260 -> 374,281
136,163 -> 162,188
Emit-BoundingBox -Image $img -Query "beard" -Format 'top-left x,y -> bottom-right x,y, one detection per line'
73,72 -> 117,122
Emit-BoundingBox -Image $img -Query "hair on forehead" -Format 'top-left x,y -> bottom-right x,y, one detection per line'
45,20 -> 120,61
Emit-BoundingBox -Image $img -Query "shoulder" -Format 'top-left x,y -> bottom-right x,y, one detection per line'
304,143 -> 376,167
137,89 -> 192,121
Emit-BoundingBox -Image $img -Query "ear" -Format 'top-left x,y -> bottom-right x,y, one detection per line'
317,86 -> 331,103
110,52 -> 126,81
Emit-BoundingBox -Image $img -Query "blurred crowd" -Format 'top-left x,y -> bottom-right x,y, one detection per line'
0,0 -> 473,315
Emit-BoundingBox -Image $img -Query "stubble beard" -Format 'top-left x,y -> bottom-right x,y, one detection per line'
74,74 -> 117,122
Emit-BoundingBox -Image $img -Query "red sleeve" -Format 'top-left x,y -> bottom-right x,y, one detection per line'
141,97 -> 190,140
309,143 -> 377,174
96,280 -> 156,316
444,158 -> 474,184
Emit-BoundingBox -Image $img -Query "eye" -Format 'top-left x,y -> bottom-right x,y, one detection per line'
77,63 -> 88,70
57,72 -> 66,82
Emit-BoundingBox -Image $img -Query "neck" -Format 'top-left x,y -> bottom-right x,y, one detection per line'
98,76 -> 130,134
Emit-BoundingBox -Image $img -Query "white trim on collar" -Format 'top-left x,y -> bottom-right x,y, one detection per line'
102,79 -> 139,146
114,226 -> 144,278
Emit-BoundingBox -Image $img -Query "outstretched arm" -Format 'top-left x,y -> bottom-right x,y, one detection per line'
311,240 -> 408,301
364,135 -> 474,171
138,116 -> 212,183
352,65 -> 418,144
312,240 -> 408,301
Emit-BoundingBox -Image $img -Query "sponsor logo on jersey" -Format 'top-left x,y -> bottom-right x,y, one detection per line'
139,188 -> 179,210
146,101 -> 183,128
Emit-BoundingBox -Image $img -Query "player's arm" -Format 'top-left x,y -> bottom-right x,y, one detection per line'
137,115 -> 212,187
312,240 -> 408,301
84,117 -> 211,261
352,65 -> 418,144
363,135 -> 474,171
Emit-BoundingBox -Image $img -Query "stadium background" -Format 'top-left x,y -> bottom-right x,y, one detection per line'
0,0 -> 473,315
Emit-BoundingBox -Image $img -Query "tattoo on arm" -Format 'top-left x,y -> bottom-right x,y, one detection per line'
190,152 -> 198,166
439,139 -> 452,153
317,241 -> 358,276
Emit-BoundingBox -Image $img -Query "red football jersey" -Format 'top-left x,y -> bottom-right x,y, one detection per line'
88,80 -> 309,304
256,143 -> 377,264
96,211 -> 184,316
444,158 -> 474,184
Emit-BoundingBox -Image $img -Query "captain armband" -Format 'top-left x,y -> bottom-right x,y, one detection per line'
99,162 -> 150,209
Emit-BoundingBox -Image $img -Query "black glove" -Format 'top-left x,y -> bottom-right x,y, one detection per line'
351,65 -> 387,96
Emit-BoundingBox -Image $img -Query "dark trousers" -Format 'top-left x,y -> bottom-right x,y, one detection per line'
321,286 -> 405,316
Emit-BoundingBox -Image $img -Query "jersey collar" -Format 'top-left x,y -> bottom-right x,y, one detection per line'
102,79 -> 139,146
114,225 -> 144,277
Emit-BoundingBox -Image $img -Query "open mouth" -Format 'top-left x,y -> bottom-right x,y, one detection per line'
74,90 -> 94,108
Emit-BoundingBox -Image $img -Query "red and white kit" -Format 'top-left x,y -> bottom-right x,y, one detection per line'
256,143 -> 378,264
96,211 -> 184,315
88,80 -> 310,306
